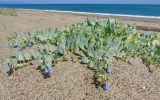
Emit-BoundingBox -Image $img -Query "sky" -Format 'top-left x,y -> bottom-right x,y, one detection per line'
0,0 -> 160,4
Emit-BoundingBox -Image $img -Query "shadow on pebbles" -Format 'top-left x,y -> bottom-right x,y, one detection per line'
0,55 -> 160,100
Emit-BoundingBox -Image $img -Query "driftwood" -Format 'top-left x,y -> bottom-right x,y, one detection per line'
137,26 -> 160,32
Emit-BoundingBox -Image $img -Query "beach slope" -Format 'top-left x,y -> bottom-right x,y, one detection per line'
0,9 -> 160,100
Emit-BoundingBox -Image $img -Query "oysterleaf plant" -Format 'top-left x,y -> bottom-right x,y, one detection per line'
4,19 -> 160,91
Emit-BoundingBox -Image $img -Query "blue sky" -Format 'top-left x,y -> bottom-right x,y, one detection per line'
0,0 -> 160,4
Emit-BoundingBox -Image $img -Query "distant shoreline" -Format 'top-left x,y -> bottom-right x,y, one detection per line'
0,4 -> 160,18
4,8 -> 160,19
45,9 -> 160,19
0,8 -> 160,32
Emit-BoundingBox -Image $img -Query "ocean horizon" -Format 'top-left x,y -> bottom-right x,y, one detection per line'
0,4 -> 160,17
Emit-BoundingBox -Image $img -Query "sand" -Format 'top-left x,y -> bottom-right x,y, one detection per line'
0,8 -> 160,100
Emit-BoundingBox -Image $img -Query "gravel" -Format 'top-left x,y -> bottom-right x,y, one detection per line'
0,9 -> 160,100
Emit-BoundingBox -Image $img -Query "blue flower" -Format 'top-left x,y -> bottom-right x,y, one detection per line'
44,65 -> 53,74
5,65 -> 10,72
44,67 -> 49,74
103,83 -> 110,91
5,65 -> 13,75
106,67 -> 112,74
47,65 -> 53,73
16,45 -> 23,50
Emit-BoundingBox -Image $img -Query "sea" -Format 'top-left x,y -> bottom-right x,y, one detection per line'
0,4 -> 160,18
